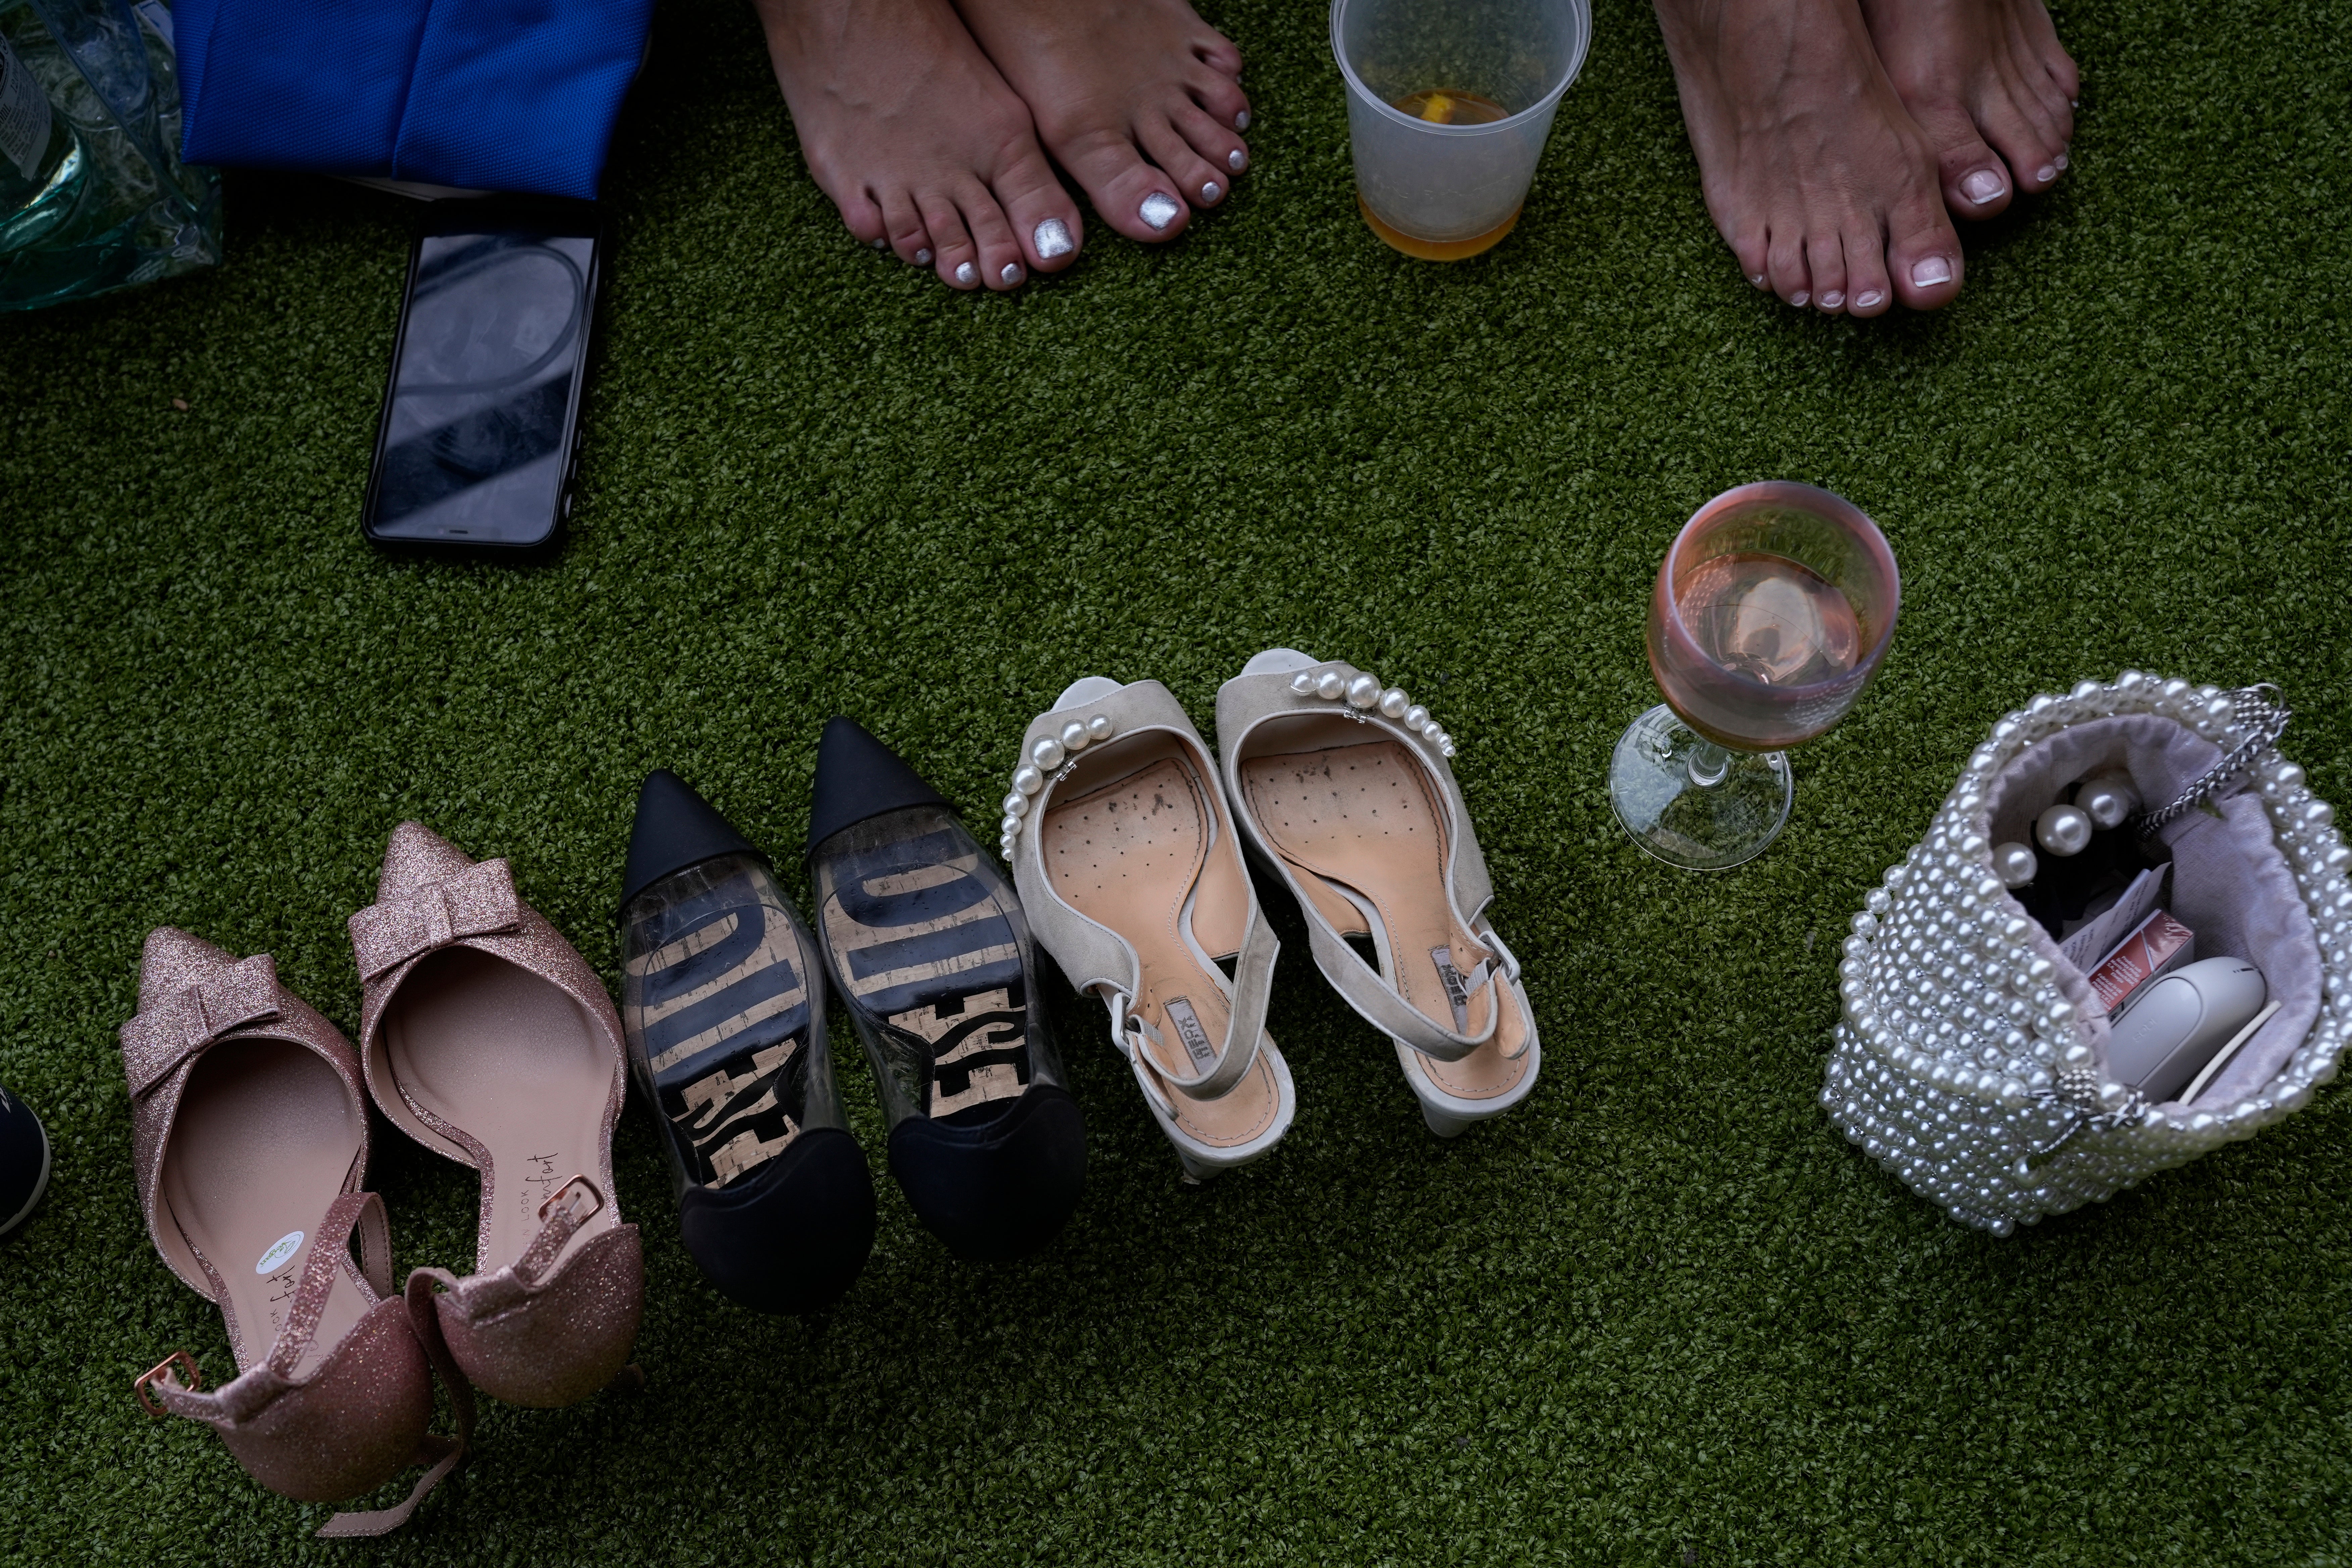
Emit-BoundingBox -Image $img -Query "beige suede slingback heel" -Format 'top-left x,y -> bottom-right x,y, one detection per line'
1216,650 -> 1540,1137
1004,678 -> 1296,1179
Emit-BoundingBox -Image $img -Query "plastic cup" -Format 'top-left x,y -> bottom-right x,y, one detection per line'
1330,0 -> 1591,260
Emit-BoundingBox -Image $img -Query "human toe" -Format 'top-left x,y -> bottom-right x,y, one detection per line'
1842,224 -> 1894,317
917,194 -> 983,289
1887,198 -> 1964,309
1805,235 -> 1851,314
989,148 -> 1087,272
1184,65 -> 1253,142
876,191 -> 937,267
953,183 -> 1033,290
1169,101 -> 1250,199
1055,130 -> 1191,242
1140,114 -> 1231,211
1765,229 -> 1812,308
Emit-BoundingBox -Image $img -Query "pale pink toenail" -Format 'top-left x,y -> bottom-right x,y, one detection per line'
1819,290 -> 1844,309
2034,164 -> 2056,183
2054,151 -> 2069,171
1000,262 -> 1023,285
1139,191 -> 1181,230
1856,290 -> 1885,308
916,248 -> 932,265
1911,256 -> 1953,287
1235,109 -> 1250,132
1961,168 -> 2006,205
1034,218 -> 1073,259
1790,291 -> 1809,307
1228,149 -> 1246,174
955,261 -> 976,286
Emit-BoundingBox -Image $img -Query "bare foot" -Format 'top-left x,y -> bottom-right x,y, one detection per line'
1655,0 -> 1964,314
755,0 -> 1085,290
953,0 -> 1252,244
1861,0 -> 2078,219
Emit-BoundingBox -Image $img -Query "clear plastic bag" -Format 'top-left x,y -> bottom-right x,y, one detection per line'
0,0 -> 219,311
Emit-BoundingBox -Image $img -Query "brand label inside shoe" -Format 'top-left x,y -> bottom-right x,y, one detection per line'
1164,998 -> 1218,1071
255,1230 -> 303,1275
1432,948 -> 1471,1033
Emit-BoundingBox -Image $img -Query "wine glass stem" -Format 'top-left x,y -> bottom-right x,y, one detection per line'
1687,740 -> 1731,789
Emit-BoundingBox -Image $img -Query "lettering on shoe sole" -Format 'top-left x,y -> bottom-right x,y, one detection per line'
820,828 -> 1033,1117
626,873 -> 816,1187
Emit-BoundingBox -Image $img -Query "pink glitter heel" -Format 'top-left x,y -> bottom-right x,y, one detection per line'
350,822 -> 643,1408
120,929 -> 469,1538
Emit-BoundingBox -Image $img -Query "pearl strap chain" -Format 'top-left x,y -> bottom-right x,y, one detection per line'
1282,665 -> 1457,758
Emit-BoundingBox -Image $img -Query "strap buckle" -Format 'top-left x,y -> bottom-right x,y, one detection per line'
134,1350 -> 201,1415
536,1174 -> 604,1227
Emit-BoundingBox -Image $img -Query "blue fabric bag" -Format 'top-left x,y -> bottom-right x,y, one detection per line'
174,0 -> 652,197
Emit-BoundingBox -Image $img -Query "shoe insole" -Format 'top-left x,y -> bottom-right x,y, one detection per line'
1241,739 -> 1529,1095
1042,744 -> 1281,1149
160,1036 -> 368,1375
382,946 -> 615,1272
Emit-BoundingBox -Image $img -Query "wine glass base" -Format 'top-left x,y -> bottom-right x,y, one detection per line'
1608,704 -> 1793,870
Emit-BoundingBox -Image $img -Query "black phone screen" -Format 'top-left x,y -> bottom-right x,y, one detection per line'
364,218 -> 598,547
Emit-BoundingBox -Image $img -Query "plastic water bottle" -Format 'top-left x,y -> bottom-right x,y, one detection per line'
0,0 -> 219,311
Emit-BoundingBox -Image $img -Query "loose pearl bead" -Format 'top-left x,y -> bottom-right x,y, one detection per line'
1993,842 -> 2037,887
1003,792 -> 1029,818
1088,713 -> 1114,742
1404,704 -> 1430,730
1315,671 -> 1346,700
2036,804 -> 2093,856
1379,688 -> 1410,719
1346,674 -> 1381,709
1013,765 -> 1044,796
1060,720 -> 1090,752
2076,775 -> 2138,830
1032,737 -> 1065,770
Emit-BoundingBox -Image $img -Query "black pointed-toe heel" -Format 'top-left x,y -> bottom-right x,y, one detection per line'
619,770 -> 877,1314
806,719 -> 1086,1262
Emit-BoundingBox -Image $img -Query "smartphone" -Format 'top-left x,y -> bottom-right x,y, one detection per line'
361,199 -> 606,552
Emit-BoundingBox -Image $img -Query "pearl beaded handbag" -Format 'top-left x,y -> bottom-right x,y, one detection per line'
1822,674 -> 2346,1234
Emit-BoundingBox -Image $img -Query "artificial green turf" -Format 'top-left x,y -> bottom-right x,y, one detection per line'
3,0 -> 2350,1558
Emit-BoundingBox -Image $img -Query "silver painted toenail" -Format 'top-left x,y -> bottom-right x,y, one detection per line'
1140,191 -> 1181,230
1235,109 -> 1250,132
2053,151 -> 2069,171
1856,289 -> 1885,309
1202,180 -> 1222,202
1912,256 -> 1953,287
1820,291 -> 1844,309
1747,273 -> 1766,287
871,237 -> 887,249
1228,148 -> 1246,173
916,248 -> 933,265
1961,168 -> 2006,204
1790,291 -> 1809,307
1033,218 -> 1074,260
2034,163 -> 2056,183
956,261 -> 977,286
1000,262 -> 1024,285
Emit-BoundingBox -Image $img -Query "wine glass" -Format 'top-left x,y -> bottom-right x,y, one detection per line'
1608,482 -> 1901,870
